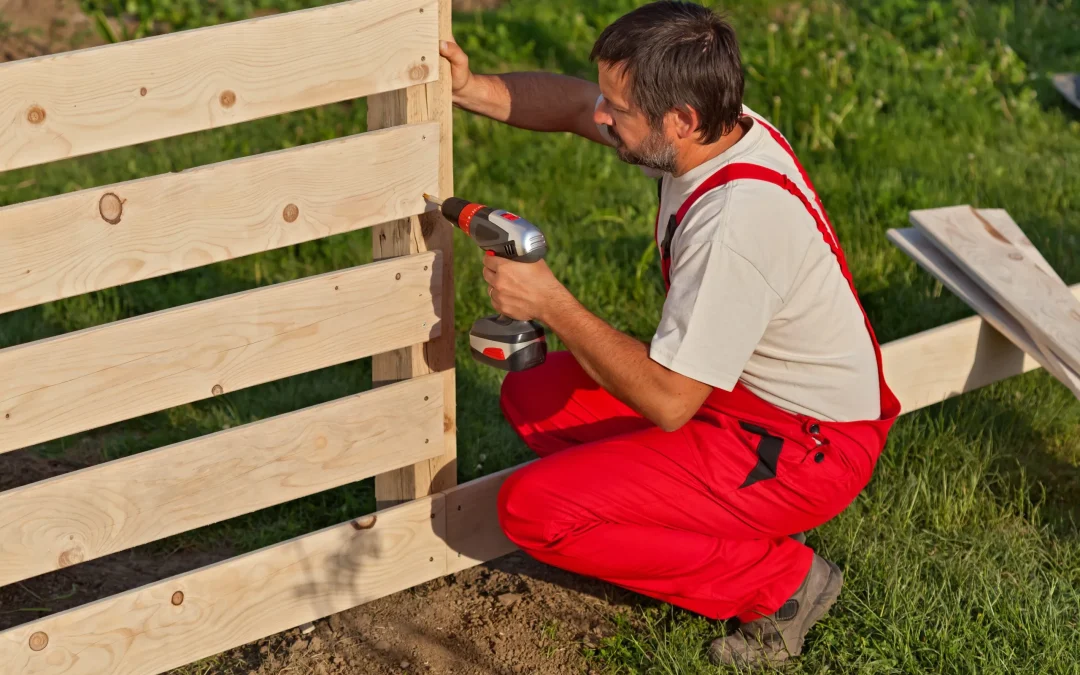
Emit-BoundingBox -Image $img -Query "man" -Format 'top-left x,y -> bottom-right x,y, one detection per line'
440,0 -> 900,665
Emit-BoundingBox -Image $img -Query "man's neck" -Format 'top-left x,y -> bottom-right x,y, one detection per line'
671,117 -> 752,177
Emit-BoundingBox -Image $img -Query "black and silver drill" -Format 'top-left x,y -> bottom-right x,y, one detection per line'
424,194 -> 548,372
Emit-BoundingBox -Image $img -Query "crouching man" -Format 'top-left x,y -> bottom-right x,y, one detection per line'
440,0 -> 900,665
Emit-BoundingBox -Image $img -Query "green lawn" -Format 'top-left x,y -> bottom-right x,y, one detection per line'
3,0 -> 1080,672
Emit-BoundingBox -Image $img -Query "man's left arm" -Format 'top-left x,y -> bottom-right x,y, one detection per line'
482,256 -> 712,432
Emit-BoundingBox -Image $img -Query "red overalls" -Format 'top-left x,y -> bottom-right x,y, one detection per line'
497,114 -> 901,622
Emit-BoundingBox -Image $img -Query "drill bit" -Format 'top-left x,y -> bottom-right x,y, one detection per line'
423,193 -> 444,207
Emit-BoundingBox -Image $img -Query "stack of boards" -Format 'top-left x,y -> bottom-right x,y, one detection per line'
888,206 -> 1080,400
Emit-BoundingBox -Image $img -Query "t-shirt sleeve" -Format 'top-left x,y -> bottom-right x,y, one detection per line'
649,239 -> 782,391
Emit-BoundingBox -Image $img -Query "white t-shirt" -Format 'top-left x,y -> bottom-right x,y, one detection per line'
599,102 -> 881,422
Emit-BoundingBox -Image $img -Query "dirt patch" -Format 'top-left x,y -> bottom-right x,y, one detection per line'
0,0 -> 104,61
224,553 -> 642,675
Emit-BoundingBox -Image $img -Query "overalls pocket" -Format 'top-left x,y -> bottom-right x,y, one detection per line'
735,421 -> 785,488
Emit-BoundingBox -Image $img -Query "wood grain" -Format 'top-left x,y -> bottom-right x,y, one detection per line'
0,498 -> 447,675
0,0 -> 437,171
0,252 -> 442,455
911,205 -> 1080,375
444,465 -> 520,574
0,374 -> 444,588
888,227 -> 1080,398
0,123 -> 438,315
367,0 -> 457,509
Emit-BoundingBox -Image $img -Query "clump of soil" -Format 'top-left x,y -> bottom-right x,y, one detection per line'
0,0 -> 104,61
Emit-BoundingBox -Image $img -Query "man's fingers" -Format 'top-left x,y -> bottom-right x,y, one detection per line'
482,266 -> 497,285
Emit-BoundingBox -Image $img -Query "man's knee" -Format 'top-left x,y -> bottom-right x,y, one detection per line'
497,462 -> 562,549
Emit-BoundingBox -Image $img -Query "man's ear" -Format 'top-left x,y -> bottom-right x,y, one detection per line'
670,105 -> 702,141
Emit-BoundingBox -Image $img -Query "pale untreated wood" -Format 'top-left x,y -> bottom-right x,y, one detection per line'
0,0 -> 437,171
368,0 -> 457,509
0,498 -> 447,675
911,206 -> 1080,374
0,375 -> 444,588
0,123 -> 438,315
0,252 -> 442,455
445,465 -> 519,574
882,280 -> 1080,413
888,228 -> 1080,398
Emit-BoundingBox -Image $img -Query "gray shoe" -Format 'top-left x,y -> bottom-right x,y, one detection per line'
790,531 -> 807,545
709,554 -> 842,667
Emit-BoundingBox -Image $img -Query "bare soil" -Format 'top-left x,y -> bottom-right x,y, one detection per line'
0,0 -> 104,61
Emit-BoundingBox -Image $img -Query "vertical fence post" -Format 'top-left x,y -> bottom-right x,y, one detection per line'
368,0 -> 456,509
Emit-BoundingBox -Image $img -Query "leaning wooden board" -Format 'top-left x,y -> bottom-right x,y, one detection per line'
911,206 -> 1080,375
1053,73 -> 1080,110
887,227 -> 1080,398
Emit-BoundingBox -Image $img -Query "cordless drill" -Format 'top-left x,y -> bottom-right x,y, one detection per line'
424,194 -> 548,372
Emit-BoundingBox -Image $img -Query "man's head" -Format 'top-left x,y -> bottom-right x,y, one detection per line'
590,1 -> 744,173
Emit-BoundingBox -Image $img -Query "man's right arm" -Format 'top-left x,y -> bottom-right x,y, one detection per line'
441,40 -> 609,145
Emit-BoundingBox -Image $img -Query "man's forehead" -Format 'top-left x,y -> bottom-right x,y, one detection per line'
598,62 -> 632,109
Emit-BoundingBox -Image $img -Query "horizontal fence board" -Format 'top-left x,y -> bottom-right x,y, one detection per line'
0,374 -> 444,588
445,466 -> 517,574
882,283 -> 1080,413
0,252 -> 442,455
0,123 -> 439,315
0,497 -> 447,675
0,0 -> 437,171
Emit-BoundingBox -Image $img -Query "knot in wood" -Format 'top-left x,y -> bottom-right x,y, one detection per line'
352,515 -> 377,530
58,547 -> 85,568
29,632 -> 48,651
212,384 -> 224,396
140,87 -> 148,96
26,106 -> 46,124
220,90 -> 237,108
283,204 -> 300,223
99,193 -> 124,224
171,591 -> 185,606
409,64 -> 430,81
1008,252 -> 1024,261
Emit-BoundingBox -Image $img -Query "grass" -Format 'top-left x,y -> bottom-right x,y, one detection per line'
2,0 -> 1079,672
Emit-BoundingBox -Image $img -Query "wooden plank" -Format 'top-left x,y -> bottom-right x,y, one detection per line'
888,227 -> 1080,398
0,123 -> 438,315
911,206 -> 1080,374
0,252 -> 442,455
882,280 -> 1080,413
445,465 -> 520,574
0,0 -> 437,171
0,498 -> 447,675
367,0 -> 456,509
1053,73 -> 1080,110
0,374 -> 444,588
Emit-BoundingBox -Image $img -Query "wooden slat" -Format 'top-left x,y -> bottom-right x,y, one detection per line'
445,465 -> 519,574
0,498 -> 447,675
368,0 -> 457,509
0,374 -> 444,588
911,206 -> 1080,374
0,252 -> 442,455
882,281 -> 1080,413
0,0 -> 437,172
888,227 -> 1080,398
0,123 -> 439,315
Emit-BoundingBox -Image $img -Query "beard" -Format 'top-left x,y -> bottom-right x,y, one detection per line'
605,124 -> 678,174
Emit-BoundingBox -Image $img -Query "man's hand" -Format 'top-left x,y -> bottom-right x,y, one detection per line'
440,39 -> 476,103
482,256 -> 571,323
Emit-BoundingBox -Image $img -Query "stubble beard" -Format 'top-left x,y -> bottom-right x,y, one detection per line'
606,125 -> 678,174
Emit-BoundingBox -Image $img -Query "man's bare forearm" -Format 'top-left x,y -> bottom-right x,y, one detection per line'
456,72 -> 606,143
540,291 -> 710,431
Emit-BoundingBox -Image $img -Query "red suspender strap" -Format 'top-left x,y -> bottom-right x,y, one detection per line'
662,123 -> 900,422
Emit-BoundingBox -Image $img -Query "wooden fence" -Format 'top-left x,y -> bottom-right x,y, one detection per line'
0,1 -> 1076,673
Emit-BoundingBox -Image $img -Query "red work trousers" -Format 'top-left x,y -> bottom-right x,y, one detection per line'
496,351 -> 882,621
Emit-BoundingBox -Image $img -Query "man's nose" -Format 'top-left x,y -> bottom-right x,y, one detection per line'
593,102 -> 613,128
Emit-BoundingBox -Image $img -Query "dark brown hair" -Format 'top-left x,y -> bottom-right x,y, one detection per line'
590,1 -> 744,143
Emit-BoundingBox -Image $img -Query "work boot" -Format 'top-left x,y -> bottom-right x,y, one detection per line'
709,554 -> 842,667
790,531 -> 807,544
